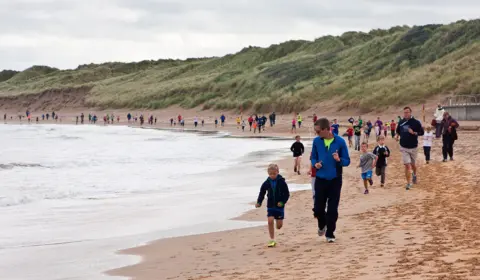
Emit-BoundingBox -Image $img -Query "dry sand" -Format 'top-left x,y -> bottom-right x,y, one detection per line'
99,120 -> 480,279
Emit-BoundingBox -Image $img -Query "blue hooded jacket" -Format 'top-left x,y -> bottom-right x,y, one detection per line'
311,135 -> 350,180
257,175 -> 290,209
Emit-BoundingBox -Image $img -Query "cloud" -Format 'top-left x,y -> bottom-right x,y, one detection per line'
0,0 -> 478,70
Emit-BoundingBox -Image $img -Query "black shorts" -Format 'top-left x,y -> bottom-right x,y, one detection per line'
293,153 -> 302,158
267,208 -> 285,220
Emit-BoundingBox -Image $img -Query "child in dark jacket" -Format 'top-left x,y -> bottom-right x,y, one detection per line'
256,164 -> 290,248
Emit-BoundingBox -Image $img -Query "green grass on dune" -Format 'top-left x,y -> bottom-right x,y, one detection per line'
1,19 -> 479,113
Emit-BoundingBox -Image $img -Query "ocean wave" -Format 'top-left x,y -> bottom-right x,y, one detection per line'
0,163 -> 49,170
58,135 -> 83,140
145,137 -> 166,142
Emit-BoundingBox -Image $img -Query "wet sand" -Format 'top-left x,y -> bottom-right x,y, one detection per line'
105,123 -> 480,280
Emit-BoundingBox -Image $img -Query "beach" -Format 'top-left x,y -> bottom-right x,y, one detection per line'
2,110 -> 480,280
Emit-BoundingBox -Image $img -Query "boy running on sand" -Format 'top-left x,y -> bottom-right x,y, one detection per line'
373,135 -> 390,187
353,121 -> 362,151
236,117 -> 241,129
423,126 -> 434,164
290,135 -> 304,175
291,118 -> 297,133
358,142 -> 377,194
256,164 -> 290,248
241,120 -> 246,132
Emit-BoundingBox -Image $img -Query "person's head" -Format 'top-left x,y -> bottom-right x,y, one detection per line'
377,117 -> 380,120
426,126 -> 432,132
333,119 -> 338,124
377,135 -> 385,145
443,111 -> 450,119
267,164 -> 279,180
295,135 -> 301,142
438,103 -> 442,108
392,119 -> 394,122
354,120 -> 359,125
403,107 -> 412,119
314,118 -> 332,138
361,142 -> 368,152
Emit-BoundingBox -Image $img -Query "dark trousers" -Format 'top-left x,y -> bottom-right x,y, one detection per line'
442,134 -> 455,159
435,123 -> 442,138
391,130 -> 395,138
423,146 -> 431,161
375,166 -> 386,184
314,177 -> 342,238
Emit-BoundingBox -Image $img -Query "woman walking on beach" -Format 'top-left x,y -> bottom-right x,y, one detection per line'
440,112 -> 459,162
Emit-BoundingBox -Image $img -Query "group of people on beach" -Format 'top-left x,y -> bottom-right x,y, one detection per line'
256,105 -> 460,247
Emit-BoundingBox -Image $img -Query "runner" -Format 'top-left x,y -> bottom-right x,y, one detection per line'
440,112 -> 459,162
290,136 -> 304,175
291,117 -> 296,134
331,119 -> 339,136
311,118 -> 351,243
434,104 -> 445,138
395,107 -> 424,190
297,113 -> 303,128
423,126 -> 434,164
390,120 -> 397,138
353,121 -> 362,151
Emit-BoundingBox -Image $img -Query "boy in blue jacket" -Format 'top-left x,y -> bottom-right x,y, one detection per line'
256,164 -> 290,247
311,118 -> 350,243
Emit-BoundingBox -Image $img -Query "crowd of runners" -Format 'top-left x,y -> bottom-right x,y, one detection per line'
257,104 -> 460,247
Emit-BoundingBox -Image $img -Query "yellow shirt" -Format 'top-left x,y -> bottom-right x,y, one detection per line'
297,115 -> 302,122
324,138 -> 334,150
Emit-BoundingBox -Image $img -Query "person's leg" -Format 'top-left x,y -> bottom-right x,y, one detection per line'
276,219 -> 283,230
442,135 -> 448,160
297,157 -> 301,174
436,123 -> 442,138
449,138 -> 455,159
381,166 -> 386,185
293,158 -> 297,172
325,178 -> 342,238
268,216 -> 275,240
314,179 -> 328,231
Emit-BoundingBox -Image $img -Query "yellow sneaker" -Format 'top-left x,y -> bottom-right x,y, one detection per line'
267,240 -> 277,247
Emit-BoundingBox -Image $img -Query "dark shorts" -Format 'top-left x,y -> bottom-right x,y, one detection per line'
267,208 -> 285,220
293,152 -> 302,158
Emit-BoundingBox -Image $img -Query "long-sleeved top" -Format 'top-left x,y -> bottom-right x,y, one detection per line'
434,107 -> 445,122
257,175 -> 290,208
311,135 -> 350,180
290,142 -> 305,157
440,116 -> 459,136
396,117 -> 424,149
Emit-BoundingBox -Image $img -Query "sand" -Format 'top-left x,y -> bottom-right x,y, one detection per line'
3,109 -> 480,279
100,120 -> 480,279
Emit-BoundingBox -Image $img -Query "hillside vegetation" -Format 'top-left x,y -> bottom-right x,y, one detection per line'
1,19 -> 479,113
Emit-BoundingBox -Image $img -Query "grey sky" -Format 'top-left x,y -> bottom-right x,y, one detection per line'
1,0 -> 479,71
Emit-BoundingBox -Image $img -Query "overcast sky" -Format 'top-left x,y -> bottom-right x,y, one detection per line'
1,0 -> 479,71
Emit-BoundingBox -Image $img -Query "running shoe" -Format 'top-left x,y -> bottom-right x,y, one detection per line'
450,157 -> 454,161
294,166 -> 297,172
297,171 -> 301,175
381,184 -> 384,188
267,240 -> 277,248
368,178 -> 373,186
412,174 -> 417,184
326,237 -> 336,243
406,184 -> 412,190
364,189 -> 369,194
318,226 -> 327,237
443,159 -> 448,162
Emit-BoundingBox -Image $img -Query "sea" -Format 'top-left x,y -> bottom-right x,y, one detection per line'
0,124 -> 308,280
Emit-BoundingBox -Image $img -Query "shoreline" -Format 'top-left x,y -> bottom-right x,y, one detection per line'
107,129 -> 480,280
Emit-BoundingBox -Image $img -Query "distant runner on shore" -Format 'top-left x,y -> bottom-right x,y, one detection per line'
290,135 -> 304,175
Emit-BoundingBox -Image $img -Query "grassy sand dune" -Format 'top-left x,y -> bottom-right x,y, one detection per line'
1,19 -> 480,113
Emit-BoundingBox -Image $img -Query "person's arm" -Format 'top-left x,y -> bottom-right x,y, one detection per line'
371,154 -> 377,168
300,143 -> 305,155
338,140 -> 351,167
290,143 -> 295,153
256,183 -> 267,206
385,147 -> 391,157
281,181 -> 290,206
451,119 -> 459,128
373,146 -> 378,155
416,120 -> 425,136
311,139 -> 318,168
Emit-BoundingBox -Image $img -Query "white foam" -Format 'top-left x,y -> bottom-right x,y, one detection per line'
0,124 -> 308,280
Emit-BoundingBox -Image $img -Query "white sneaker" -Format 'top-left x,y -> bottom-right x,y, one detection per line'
326,237 -> 336,243
318,226 -> 327,237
